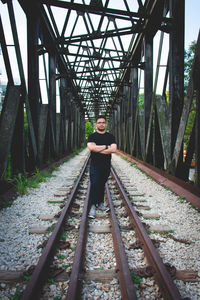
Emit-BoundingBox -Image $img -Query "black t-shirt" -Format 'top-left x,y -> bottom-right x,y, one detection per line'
87,131 -> 116,167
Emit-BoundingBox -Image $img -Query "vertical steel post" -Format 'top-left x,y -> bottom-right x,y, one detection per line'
195,89 -> 200,187
169,0 -> 185,176
27,13 -> 40,167
144,36 -> 153,147
49,51 -> 57,156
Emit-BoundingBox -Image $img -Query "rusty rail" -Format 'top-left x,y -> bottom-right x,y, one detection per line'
21,156 -> 90,300
106,183 -> 137,300
111,166 -> 182,300
66,182 -> 90,300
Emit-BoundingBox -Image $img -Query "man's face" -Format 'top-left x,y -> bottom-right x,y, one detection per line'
96,118 -> 107,132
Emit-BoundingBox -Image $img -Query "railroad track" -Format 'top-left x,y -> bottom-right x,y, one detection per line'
20,157 -> 185,300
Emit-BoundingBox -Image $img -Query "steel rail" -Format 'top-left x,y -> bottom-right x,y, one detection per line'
111,166 -> 182,300
66,182 -> 90,300
21,155 -> 90,300
105,183 -> 137,300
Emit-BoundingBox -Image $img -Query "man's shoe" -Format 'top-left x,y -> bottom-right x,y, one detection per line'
98,203 -> 110,212
88,205 -> 96,219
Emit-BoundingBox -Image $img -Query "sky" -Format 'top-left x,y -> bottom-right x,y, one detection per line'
185,0 -> 200,49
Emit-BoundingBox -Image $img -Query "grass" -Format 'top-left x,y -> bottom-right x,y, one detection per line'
130,270 -> 141,284
150,229 -> 175,235
48,278 -> 55,284
47,200 -> 62,204
0,196 -> 14,209
62,263 -> 71,268
3,144 -> 86,200
24,275 -> 31,283
57,254 -> 66,260
144,217 -> 160,221
13,169 -> 55,196
190,204 -> 198,211
11,290 -> 21,300
61,233 -> 69,240
178,197 -> 186,204
162,230 -> 175,235
45,224 -> 55,234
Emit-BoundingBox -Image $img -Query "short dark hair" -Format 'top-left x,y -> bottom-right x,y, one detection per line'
96,115 -> 106,122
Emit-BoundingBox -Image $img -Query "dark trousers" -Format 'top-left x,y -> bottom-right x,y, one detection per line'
89,164 -> 110,206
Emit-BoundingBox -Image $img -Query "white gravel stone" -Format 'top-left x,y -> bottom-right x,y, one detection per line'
0,149 -> 88,273
1,149 -> 199,299
111,153 -> 200,299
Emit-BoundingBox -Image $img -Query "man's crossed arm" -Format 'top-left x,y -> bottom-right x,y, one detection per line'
87,142 -> 117,154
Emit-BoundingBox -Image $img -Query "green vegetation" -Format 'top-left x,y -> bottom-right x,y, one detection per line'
4,154 -> 11,181
61,233 -> 69,240
190,204 -> 198,211
85,121 -> 94,141
130,270 -> 141,284
177,197 -> 186,204
48,278 -> 55,284
138,94 -> 144,109
13,173 -> 30,195
11,289 -> 21,300
24,275 -> 31,283
57,254 -> 66,260
184,41 -> 196,149
1,144 -> 86,209
13,169 -> 55,196
62,263 -> 71,268
0,196 -> 14,209
164,186 -> 172,192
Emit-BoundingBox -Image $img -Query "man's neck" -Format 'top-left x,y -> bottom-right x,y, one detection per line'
97,130 -> 106,134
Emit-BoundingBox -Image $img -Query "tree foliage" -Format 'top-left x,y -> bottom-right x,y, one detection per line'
184,41 -> 196,91
184,41 -> 196,148
85,121 -> 94,141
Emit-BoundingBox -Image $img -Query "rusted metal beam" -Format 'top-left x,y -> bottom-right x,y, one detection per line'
0,86 -> 21,179
168,0 -> 185,176
21,156 -> 89,300
111,166 -> 182,299
66,183 -> 90,300
41,0 -> 145,20
106,184 -> 137,300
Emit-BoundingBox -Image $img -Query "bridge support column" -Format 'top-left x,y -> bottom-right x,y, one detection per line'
169,0 -> 185,178
27,14 -> 40,169
49,52 -> 57,157
144,36 -> 153,163
130,68 -> 138,156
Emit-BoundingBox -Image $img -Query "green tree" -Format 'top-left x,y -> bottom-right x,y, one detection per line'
85,121 -> 94,141
184,41 -> 196,93
184,41 -> 196,148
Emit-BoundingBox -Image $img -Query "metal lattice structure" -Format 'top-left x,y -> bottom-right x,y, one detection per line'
0,0 -> 200,188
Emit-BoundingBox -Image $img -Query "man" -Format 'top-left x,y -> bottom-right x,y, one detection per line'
87,116 -> 117,218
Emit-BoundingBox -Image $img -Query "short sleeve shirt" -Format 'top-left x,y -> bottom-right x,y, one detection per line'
87,132 -> 116,167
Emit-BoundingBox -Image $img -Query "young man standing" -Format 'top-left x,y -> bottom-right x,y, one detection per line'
87,116 -> 117,218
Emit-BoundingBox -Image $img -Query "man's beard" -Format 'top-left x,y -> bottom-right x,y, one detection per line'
98,128 -> 105,132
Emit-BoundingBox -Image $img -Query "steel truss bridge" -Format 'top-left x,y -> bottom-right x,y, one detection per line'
0,0 -> 200,189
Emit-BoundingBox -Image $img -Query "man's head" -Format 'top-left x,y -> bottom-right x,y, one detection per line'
95,116 -> 107,133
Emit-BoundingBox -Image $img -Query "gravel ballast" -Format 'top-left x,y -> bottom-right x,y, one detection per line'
0,149 -> 199,299
112,153 -> 200,300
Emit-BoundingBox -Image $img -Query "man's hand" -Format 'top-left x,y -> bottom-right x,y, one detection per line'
100,143 -> 117,154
